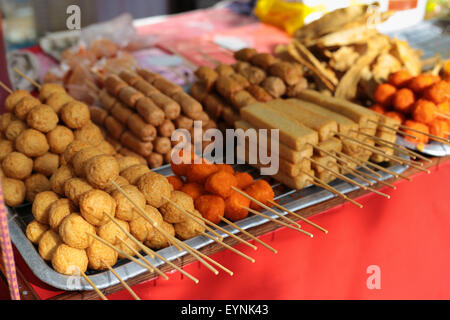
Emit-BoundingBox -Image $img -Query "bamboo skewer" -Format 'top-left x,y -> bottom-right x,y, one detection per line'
267,200 -> 328,234
230,186 -> 304,230
219,216 -> 278,253
436,112 -> 450,120
368,120 -> 418,140
13,68 -> 42,89
0,81 -> 13,94
80,271 -> 108,300
354,131 -> 416,159
359,157 -> 411,181
354,166 -> 397,189
335,150 -> 383,178
101,259 -> 141,300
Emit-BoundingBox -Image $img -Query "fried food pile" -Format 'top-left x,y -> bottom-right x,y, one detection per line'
0,84 -> 117,207
91,69 -> 217,168
276,4 -> 423,103
371,69 -> 450,144
190,49 -> 307,130
169,150 -> 275,223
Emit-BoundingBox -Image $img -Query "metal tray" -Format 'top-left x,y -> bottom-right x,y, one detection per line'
8,158 -> 409,291
397,136 -> 450,157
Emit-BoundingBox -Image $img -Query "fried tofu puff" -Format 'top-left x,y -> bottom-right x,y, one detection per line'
52,244 -> 88,275
0,140 -> 14,161
2,152 -> 33,179
64,178 -> 93,204
45,93 -> 74,113
5,90 -> 31,112
205,170 -> 238,198
194,195 -> 225,224
48,198 -> 75,231
39,83 -> 66,102
86,238 -> 118,270
159,190 -> 194,223
79,189 -> 116,226
60,140 -> 91,166
38,230 -> 62,261
59,213 -> 95,249
244,180 -> 275,211
117,156 -> 142,173
2,178 -> 26,207
137,172 -> 173,208
60,101 -> 90,129
129,205 -> 163,242
84,155 -> 120,189
15,129 -> 49,157
47,126 -> 74,154
24,173 -> 51,202
50,165 -> 74,195
4,120 -> 27,141
144,221 -> 175,250
174,209 -> 205,240
224,190 -> 250,221
34,152 -> 59,177
32,191 -> 60,224
120,164 -> 151,185
26,104 -> 59,133
74,122 -> 104,146
111,185 -> 145,221
26,220 -> 49,244
71,147 -> 104,177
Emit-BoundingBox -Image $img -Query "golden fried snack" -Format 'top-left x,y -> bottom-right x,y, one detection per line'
262,76 -> 286,98
95,140 -> 116,156
98,219 -> 129,245
130,205 -> 163,241
174,115 -> 194,130
34,152 -> 59,177
14,96 -> 40,120
251,53 -> 278,70
0,140 -> 14,161
45,93 -> 74,113
144,221 -> 175,250
120,164 -> 151,185
133,79 -> 159,96
194,195 -> 225,224
135,97 -> 165,127
74,122 -> 104,146
118,147 -> 147,165
195,66 -> 218,91
167,175 -> 183,191
84,155 -> 120,189
149,92 -> 181,120
234,48 -> 258,61
39,83 -> 66,102
5,90 -> 31,111
171,91 -> 203,119
50,165 -> 74,195
79,189 -> 116,226
137,172 -> 173,208
32,191 -> 59,224
157,119 -> 175,138
190,82 -> 208,103
59,213 -> 95,249
0,113 -> 17,132
224,190 -> 250,221
215,75 -> 245,100
99,90 -> 117,111
15,129 -> 49,157
52,244 -> 88,275
60,101 -> 90,129
127,114 -> 157,142
147,152 -> 164,169
111,184 -> 146,221
5,120 -> 27,141
116,236 -> 142,259
118,86 -> 144,108
26,220 -> 49,244
38,230 -> 62,261
26,104 -> 58,133
2,151 -> 33,179
110,101 -> 133,124
46,126 -> 74,154
285,78 -> 308,98
2,178 -> 26,207
159,190 -> 194,223
72,147 -> 103,177
89,106 -> 108,126
60,140 -> 90,165
229,90 -> 256,110
268,62 -> 302,86
246,85 -> 273,102
25,173 -> 51,202
48,198 -> 74,231
86,238 -> 118,270
105,74 -> 128,96
174,209 -> 205,240
153,137 -> 171,155
205,170 -> 238,198
117,156 -> 142,173
103,176 -> 129,194
64,178 -> 93,204
104,116 -> 125,140
152,77 -> 183,96
216,64 -> 235,77
120,131 -> 154,156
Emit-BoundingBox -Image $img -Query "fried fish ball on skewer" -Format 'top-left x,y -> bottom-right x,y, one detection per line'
86,238 -> 118,271
103,176 -> 129,194
39,83 -> 66,102
60,140 -> 90,165
159,190 -> 195,223
48,198 -> 75,231
38,230 -> 62,261
205,170 -> 238,198
26,105 -> 58,133
25,174 -> 51,202
14,96 -> 40,120
47,126 -> 74,154
26,220 -> 49,244
129,205 -> 163,242
194,195 -> 225,224
59,213 -> 96,249
412,99 -> 440,124
224,190 -> 251,221
5,90 -> 31,112
170,149 -> 196,177
2,151 -> 33,179
79,189 -> 116,226
0,113 -> 17,132
84,155 -> 120,189
243,180 -> 275,211
50,165 -> 74,196
117,156 -> 142,173
95,140 -> 116,156
0,140 -> 14,161
137,172 -> 173,208
64,178 -> 93,204
32,191 -> 60,224
34,152 -> 59,176
15,129 -> 49,157
60,101 -> 90,129
52,244 -> 88,275
4,120 -> 27,141
144,221 -> 175,250
72,147 -> 104,177
120,164 -> 151,185
111,185 -> 146,221
174,209 -> 206,240
2,178 -> 26,207
74,122 -> 104,146
98,219 -> 130,246
45,92 -> 74,113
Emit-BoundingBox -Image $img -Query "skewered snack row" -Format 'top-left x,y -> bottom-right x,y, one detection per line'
0,81 -> 116,207
91,69 -> 217,168
190,48 -> 307,131
371,70 -> 450,145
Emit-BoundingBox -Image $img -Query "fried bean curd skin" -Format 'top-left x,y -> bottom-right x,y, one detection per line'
374,83 -> 397,107
71,146 -> 103,177
52,244 -> 88,275
34,152 -> 59,177
224,190 -> 251,221
144,221 -> 175,250
111,185 -> 146,221
60,101 -> 90,129
26,220 -> 49,244
174,209 -> 205,240
47,126 -> 75,154
59,213 -> 96,249
64,178 -> 93,204
2,151 -> 33,179
5,90 -> 31,111
137,172 -> 173,208
25,173 -> 51,202
14,96 -> 40,120
120,164 -> 151,185
244,179 -> 275,211
234,172 -> 254,189
84,155 -> 120,189
38,230 -> 62,261
26,104 -> 58,133
48,198 -> 75,231
50,165 -> 74,195
179,182 -> 205,201
2,178 -> 26,207
159,190 -> 194,223
15,129 -> 49,157
74,122 -> 104,146
167,175 -> 184,191
205,170 -> 238,198
86,238 -> 118,270
79,189 -> 116,226
194,195 -> 225,224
